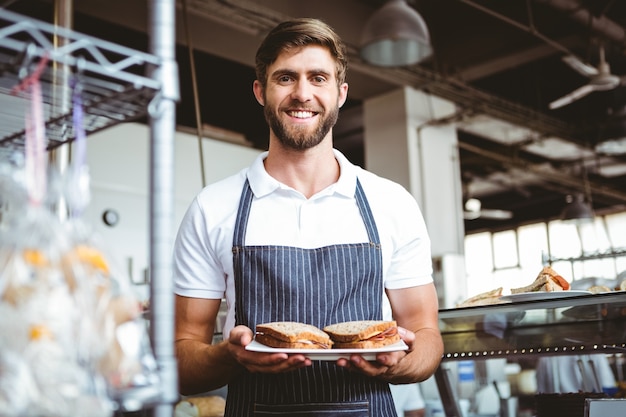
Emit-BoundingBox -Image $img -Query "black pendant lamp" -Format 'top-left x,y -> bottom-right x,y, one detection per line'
360,0 -> 432,67
560,194 -> 594,224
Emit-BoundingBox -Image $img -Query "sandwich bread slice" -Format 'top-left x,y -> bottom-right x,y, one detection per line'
323,320 -> 400,349
255,321 -> 333,349
511,266 -> 570,294
456,287 -> 504,308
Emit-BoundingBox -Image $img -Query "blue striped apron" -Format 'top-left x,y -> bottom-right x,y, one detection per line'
225,179 -> 397,417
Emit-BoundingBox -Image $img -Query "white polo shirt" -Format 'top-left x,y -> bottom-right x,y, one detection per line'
173,150 -> 433,336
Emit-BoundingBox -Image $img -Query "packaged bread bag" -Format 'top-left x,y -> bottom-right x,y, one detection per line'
0,201 -> 112,417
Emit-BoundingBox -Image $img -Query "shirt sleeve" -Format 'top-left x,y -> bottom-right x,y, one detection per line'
173,196 -> 227,299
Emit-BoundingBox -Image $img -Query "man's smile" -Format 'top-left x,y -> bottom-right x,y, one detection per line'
287,110 -> 318,119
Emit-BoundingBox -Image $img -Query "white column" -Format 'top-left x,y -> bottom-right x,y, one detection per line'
363,87 -> 467,307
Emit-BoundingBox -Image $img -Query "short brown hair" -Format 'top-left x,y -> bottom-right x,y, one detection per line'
255,18 -> 348,88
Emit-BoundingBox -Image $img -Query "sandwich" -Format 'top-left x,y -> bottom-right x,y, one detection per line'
588,279 -> 626,293
456,287 -> 504,308
323,320 -> 400,349
254,321 -> 333,349
511,266 -> 570,294
587,285 -> 612,294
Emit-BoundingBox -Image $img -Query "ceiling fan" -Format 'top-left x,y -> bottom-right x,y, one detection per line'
463,197 -> 513,221
549,46 -> 623,110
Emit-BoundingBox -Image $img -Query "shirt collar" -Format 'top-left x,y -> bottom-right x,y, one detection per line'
247,149 -> 357,199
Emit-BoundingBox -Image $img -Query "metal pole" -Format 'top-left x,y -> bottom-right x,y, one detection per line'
50,0 -> 73,221
148,0 -> 180,416
434,365 -> 464,417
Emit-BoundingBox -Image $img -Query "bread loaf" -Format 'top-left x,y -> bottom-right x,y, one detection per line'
175,396 -> 226,417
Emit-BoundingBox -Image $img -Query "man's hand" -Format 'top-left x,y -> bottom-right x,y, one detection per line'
227,325 -> 313,373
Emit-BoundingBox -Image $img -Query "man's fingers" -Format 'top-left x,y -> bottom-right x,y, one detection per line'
229,325 -> 254,346
245,354 -> 311,373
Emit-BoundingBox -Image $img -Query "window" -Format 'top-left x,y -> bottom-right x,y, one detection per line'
606,212 -> 626,248
492,230 -> 518,269
464,211 -> 626,297
464,232 -> 493,296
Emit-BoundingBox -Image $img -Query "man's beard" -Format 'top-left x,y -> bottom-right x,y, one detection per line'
264,103 -> 339,150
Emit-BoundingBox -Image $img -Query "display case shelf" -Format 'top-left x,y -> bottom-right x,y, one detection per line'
0,9 -> 161,157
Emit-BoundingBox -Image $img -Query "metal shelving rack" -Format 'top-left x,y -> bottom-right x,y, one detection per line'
0,9 -> 162,157
542,248 -> 626,282
0,3 -> 179,416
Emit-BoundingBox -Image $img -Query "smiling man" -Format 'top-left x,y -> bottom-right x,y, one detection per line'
173,18 -> 443,417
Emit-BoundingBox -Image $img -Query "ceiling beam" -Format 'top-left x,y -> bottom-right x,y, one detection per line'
457,35 -> 582,81
458,141 -> 626,204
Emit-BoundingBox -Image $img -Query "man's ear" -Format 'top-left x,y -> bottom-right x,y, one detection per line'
253,80 -> 265,106
338,82 -> 349,108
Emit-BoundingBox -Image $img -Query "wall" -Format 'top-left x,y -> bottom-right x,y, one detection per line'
81,122 -> 261,301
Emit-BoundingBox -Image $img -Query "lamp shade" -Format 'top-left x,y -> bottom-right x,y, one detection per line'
560,194 -> 594,224
360,0 -> 432,67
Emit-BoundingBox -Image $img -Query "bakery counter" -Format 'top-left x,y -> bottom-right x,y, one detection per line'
438,291 -> 626,360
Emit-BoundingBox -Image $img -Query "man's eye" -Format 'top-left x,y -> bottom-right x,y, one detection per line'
312,76 -> 326,83
278,75 -> 293,83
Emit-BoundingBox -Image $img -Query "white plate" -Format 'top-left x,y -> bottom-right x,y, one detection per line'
245,340 -> 408,361
500,290 -> 592,302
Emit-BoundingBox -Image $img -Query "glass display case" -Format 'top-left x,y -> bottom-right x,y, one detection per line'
435,291 -> 626,417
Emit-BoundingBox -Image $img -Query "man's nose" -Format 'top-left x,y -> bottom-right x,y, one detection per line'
290,80 -> 313,102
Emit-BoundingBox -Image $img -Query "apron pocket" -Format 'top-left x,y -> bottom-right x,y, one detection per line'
254,401 -> 369,416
